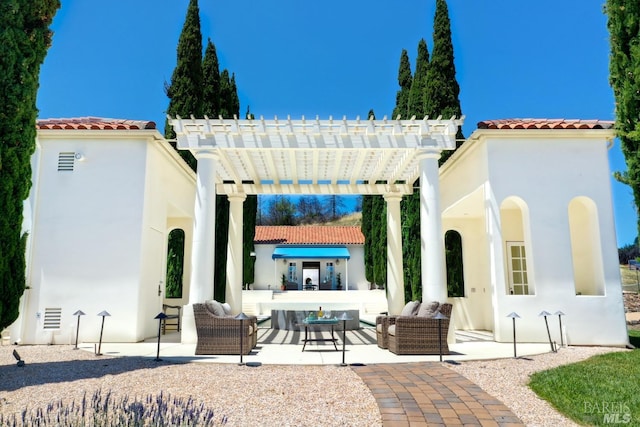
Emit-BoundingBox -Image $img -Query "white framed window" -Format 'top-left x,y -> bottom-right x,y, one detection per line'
506,242 -> 531,295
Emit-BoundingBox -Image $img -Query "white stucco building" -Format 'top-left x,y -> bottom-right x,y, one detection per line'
6,116 -> 629,347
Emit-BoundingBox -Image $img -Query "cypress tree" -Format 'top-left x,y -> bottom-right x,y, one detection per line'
407,39 -> 429,118
401,40 -> 431,301
425,0 -> 465,297
372,195 -> 387,288
0,0 -> 60,330
362,194 -> 374,285
202,38 -> 221,117
607,0 -> 640,237
426,0 -> 465,164
392,50 -> 413,120
164,0 -> 202,171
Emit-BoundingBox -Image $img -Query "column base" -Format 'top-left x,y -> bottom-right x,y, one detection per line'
180,304 -> 197,344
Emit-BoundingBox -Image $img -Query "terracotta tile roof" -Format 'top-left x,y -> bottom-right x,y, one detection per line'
477,119 -> 614,130
255,226 -> 364,245
37,117 -> 156,130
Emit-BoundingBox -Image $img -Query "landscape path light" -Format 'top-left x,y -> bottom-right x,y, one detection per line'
235,312 -> 250,365
154,312 -> 168,361
539,310 -> 556,352
338,312 -> 353,366
96,310 -> 110,356
433,311 -> 449,362
506,312 -> 520,358
72,310 -> 85,350
554,311 -> 565,348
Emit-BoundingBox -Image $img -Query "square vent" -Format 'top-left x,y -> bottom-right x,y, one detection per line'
57,152 -> 76,171
43,308 -> 62,330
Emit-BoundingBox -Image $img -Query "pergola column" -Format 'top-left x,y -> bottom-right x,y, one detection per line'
226,193 -> 246,315
419,150 -> 447,302
181,150 -> 218,344
384,193 -> 404,314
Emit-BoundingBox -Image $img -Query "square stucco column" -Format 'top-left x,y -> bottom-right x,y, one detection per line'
419,151 -> 448,302
182,150 -> 218,344
384,193 -> 405,314
226,193 -> 246,315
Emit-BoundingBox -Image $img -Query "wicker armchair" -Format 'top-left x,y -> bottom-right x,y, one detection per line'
376,315 -> 391,349
193,303 -> 257,355
387,303 -> 452,355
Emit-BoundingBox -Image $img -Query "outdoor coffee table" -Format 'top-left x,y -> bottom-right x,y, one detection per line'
301,317 -> 339,351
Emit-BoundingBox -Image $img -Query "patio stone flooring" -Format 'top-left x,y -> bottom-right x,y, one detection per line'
352,362 -> 524,427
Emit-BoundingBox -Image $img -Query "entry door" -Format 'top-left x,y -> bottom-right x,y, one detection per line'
302,262 -> 320,288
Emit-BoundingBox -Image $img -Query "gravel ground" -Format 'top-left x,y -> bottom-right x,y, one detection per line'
448,346 -> 629,427
0,344 -> 629,426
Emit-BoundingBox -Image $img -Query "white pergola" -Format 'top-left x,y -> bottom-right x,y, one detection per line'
171,115 -> 464,342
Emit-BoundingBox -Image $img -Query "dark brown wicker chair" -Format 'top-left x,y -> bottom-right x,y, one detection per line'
375,314 -> 391,349
387,303 -> 452,355
193,303 -> 257,355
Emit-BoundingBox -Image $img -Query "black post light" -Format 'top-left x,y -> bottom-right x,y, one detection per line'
539,310 -> 556,352
72,310 -> 85,350
507,312 -> 520,358
96,310 -> 110,356
433,311 -> 449,362
338,312 -> 353,366
235,312 -> 250,365
154,312 -> 168,362
554,311 -> 565,348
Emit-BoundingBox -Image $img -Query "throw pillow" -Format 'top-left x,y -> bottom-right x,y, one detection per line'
221,303 -> 232,315
417,301 -> 440,318
400,301 -> 420,316
204,300 -> 226,317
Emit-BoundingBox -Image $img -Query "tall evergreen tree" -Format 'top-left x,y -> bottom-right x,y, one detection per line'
0,0 -> 60,330
607,0 -> 640,237
362,194 -> 374,284
392,49 -> 413,119
372,195 -> 387,288
425,0 -> 465,298
243,194 -> 258,286
164,0 -> 202,171
202,38 -> 221,117
407,39 -> 430,118
426,0 -> 465,164
401,40 -> 431,301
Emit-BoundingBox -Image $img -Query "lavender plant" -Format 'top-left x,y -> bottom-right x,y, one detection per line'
0,389 -> 227,426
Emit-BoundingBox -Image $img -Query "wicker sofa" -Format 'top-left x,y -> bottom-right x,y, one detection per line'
376,302 -> 452,355
193,303 -> 257,355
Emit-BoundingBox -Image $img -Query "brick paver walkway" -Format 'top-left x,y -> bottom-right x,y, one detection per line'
352,362 -> 524,427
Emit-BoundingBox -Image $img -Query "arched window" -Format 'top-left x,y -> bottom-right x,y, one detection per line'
568,197 -> 604,295
445,230 -> 465,297
165,229 -> 185,298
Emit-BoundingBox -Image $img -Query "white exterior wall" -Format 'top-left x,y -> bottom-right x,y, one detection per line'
440,130 -> 627,346
486,135 -> 626,345
252,244 -> 367,290
12,130 -> 195,344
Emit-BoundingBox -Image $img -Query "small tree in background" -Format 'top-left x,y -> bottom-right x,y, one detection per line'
0,0 -> 60,331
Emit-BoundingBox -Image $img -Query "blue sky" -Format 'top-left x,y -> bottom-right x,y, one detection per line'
37,0 -> 638,246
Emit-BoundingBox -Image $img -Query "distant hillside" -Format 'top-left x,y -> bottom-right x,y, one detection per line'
316,212 -> 362,226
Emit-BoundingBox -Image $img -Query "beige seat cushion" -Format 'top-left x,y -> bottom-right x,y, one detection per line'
376,324 -> 383,333
388,325 -> 396,336
204,300 -> 226,317
417,301 -> 440,318
401,301 -> 420,316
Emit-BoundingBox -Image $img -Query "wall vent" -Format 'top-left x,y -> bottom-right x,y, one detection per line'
43,308 -> 62,330
57,152 -> 75,171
